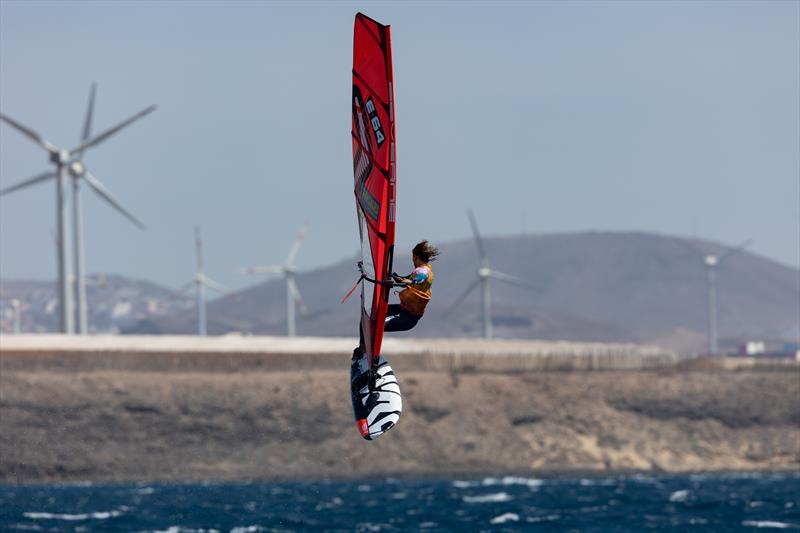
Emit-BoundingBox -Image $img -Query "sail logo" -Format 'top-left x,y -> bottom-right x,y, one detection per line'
365,98 -> 385,148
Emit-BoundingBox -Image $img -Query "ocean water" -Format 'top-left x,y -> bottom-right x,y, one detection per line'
1,472 -> 798,532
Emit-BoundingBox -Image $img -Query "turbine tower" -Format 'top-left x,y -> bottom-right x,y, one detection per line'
0,89 -> 155,334
448,210 -> 539,339
70,84 -> 147,334
243,224 -> 308,337
177,227 -> 229,336
684,238 -> 751,355
10,299 -> 21,334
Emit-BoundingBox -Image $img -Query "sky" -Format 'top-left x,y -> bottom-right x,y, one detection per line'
1,0 -> 798,292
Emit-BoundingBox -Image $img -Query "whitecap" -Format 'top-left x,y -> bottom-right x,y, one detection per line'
742,521 -> 797,529
230,527 -> 263,533
490,513 -> 519,524
527,514 -> 561,523
463,492 -> 513,503
462,476 -> 543,488
669,490 -> 689,502
418,522 -> 437,529
314,496 -> 344,511
139,526 -> 220,533
580,478 -> 615,486
24,510 -> 123,521
579,506 -> 607,513
499,476 -> 544,487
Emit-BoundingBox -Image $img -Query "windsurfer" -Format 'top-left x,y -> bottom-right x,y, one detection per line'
355,240 -> 438,356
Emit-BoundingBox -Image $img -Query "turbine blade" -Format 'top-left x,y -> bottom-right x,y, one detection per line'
165,281 -> 195,304
718,239 -> 752,264
467,209 -> 487,264
83,171 -> 145,230
0,170 -> 56,196
195,226 -> 203,272
446,278 -> 480,316
69,104 -> 156,154
489,270 -> 541,291
286,222 -> 308,266
200,275 -> 229,294
176,281 -> 195,295
288,277 -> 307,313
678,237 -> 708,260
242,265 -> 284,275
0,113 -> 59,153
81,82 -> 97,144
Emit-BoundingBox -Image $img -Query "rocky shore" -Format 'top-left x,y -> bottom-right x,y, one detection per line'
1,336 -> 798,484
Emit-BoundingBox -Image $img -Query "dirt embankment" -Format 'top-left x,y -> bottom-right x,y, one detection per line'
1,353 -> 798,484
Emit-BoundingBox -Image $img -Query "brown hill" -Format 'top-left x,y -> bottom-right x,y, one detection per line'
151,232 -> 799,354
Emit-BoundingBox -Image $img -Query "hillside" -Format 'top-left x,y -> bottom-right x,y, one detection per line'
2,232 -> 798,354
158,232 -> 800,353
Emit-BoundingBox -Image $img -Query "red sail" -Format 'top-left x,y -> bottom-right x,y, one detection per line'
352,12 -> 397,363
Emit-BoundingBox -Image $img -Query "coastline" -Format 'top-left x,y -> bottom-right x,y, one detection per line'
1,335 -> 798,484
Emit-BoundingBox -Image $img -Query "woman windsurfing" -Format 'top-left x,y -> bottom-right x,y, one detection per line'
385,240 -> 438,332
353,240 -> 438,357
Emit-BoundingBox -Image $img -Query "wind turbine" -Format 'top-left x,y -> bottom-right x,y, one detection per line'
0,88 -> 155,334
243,224 -> 308,337
177,227 -> 229,336
10,299 -> 21,334
448,210 -> 539,339
683,238 -> 752,355
70,84 -> 147,334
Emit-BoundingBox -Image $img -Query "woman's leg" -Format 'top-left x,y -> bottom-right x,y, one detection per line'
384,305 -> 421,332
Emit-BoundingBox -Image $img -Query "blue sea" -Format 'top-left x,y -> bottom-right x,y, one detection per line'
1,472 -> 798,532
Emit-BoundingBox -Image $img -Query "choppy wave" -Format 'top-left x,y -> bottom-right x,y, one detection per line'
23,510 -> 123,521
453,476 -> 543,488
139,526 -> 222,533
490,513 -> 519,524
580,477 -> 616,486
742,521 -> 798,529
2,473 -> 797,532
463,492 -> 513,503
669,489 -> 690,502
528,514 -> 561,523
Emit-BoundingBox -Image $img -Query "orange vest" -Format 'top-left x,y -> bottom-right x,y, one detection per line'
398,264 -> 433,316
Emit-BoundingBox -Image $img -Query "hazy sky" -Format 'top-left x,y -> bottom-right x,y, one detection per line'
1,0 -> 798,291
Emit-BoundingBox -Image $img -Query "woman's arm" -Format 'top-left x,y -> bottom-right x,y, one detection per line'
391,272 -> 411,286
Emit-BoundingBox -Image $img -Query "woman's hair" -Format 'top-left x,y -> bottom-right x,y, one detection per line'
412,240 -> 440,262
